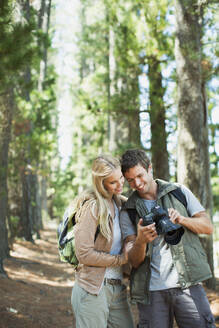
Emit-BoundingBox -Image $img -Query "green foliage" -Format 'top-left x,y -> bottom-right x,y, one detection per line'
50,165 -> 77,220
8,216 -> 21,239
3,0 -> 218,238
0,2 -> 38,88
3,0 -> 59,241
213,222 -> 219,242
12,66 -> 57,165
212,176 -> 219,214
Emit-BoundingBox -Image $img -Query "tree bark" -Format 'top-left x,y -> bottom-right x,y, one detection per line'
37,0 -> 52,223
148,57 -> 170,180
19,0 -> 47,241
174,0 -> 215,289
0,89 -> 14,274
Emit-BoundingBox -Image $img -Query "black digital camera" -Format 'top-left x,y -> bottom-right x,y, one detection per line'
142,205 -> 184,245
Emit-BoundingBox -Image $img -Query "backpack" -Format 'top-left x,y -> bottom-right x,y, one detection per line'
57,208 -> 100,268
127,187 -> 187,225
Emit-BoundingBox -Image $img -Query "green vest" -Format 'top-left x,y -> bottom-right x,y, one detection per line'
124,179 -> 212,304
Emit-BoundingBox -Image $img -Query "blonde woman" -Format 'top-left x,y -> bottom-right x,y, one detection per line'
70,155 -> 134,328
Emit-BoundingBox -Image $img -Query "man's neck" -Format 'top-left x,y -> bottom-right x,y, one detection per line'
137,181 -> 158,200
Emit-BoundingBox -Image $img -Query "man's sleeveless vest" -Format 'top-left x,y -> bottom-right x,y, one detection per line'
123,179 -> 212,304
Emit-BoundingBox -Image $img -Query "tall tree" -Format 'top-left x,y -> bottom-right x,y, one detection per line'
140,0 -> 171,180
3,0 -> 56,243
106,2 -> 141,152
0,0 -> 35,272
174,0 -> 215,288
69,0 -> 141,194
20,0 -> 36,242
37,0 -> 52,227
0,91 -> 13,274
18,0 -> 54,240
148,56 -> 169,180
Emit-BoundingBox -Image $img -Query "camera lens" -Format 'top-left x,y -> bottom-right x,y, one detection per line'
164,227 -> 184,245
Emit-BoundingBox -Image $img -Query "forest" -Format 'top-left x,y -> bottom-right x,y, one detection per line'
0,0 -> 218,294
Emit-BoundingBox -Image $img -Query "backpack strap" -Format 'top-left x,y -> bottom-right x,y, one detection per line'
58,213 -> 100,246
70,198 -> 100,242
58,213 -> 72,247
95,225 -> 100,241
169,187 -> 187,209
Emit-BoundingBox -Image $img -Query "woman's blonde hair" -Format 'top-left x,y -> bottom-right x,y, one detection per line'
67,155 -> 121,241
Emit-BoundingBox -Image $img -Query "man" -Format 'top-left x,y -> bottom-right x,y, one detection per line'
120,149 -> 215,328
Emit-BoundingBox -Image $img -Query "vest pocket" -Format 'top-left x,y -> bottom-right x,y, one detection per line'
182,244 -> 210,282
184,244 -> 207,263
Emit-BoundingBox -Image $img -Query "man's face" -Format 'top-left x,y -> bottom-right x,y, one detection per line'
124,164 -> 154,197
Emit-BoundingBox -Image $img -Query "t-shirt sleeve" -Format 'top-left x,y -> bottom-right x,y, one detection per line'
120,209 -> 137,240
180,185 -> 205,217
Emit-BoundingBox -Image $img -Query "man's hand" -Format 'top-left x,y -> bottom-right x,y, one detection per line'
125,219 -> 158,268
168,208 -> 183,225
136,219 -> 157,244
167,208 -> 213,235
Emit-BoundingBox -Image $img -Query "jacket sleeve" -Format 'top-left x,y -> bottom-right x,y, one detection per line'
74,205 -> 126,267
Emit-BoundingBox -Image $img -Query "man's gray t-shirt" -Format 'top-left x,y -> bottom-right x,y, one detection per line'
120,185 -> 205,291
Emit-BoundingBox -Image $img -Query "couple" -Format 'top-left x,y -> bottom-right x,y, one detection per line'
70,149 -> 215,328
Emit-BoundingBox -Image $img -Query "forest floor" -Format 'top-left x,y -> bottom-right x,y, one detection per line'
0,221 -> 219,328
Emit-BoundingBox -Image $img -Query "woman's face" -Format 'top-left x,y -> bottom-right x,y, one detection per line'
103,168 -> 124,197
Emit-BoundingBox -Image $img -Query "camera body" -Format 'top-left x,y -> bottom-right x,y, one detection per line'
142,205 -> 184,245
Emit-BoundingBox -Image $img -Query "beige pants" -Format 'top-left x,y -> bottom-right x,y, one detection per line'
71,281 -> 134,328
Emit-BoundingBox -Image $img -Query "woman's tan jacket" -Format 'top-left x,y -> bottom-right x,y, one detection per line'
74,195 -> 127,295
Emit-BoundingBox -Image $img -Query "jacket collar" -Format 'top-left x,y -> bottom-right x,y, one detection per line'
155,179 -> 178,199
123,179 -> 178,209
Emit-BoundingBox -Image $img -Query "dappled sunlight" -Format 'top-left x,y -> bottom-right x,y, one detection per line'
5,261 -> 74,287
1,223 -> 75,328
1,223 -> 219,328
11,242 -> 60,265
5,225 -> 75,288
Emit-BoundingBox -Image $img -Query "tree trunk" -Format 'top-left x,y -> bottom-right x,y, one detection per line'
19,0 -> 46,241
107,13 -> 141,152
32,173 -> 43,237
174,0 -> 215,289
114,78 -> 141,149
40,161 -> 48,222
21,166 -> 34,242
36,0 -> 52,223
148,57 -> 170,180
0,89 -> 14,274
38,0 -> 52,90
